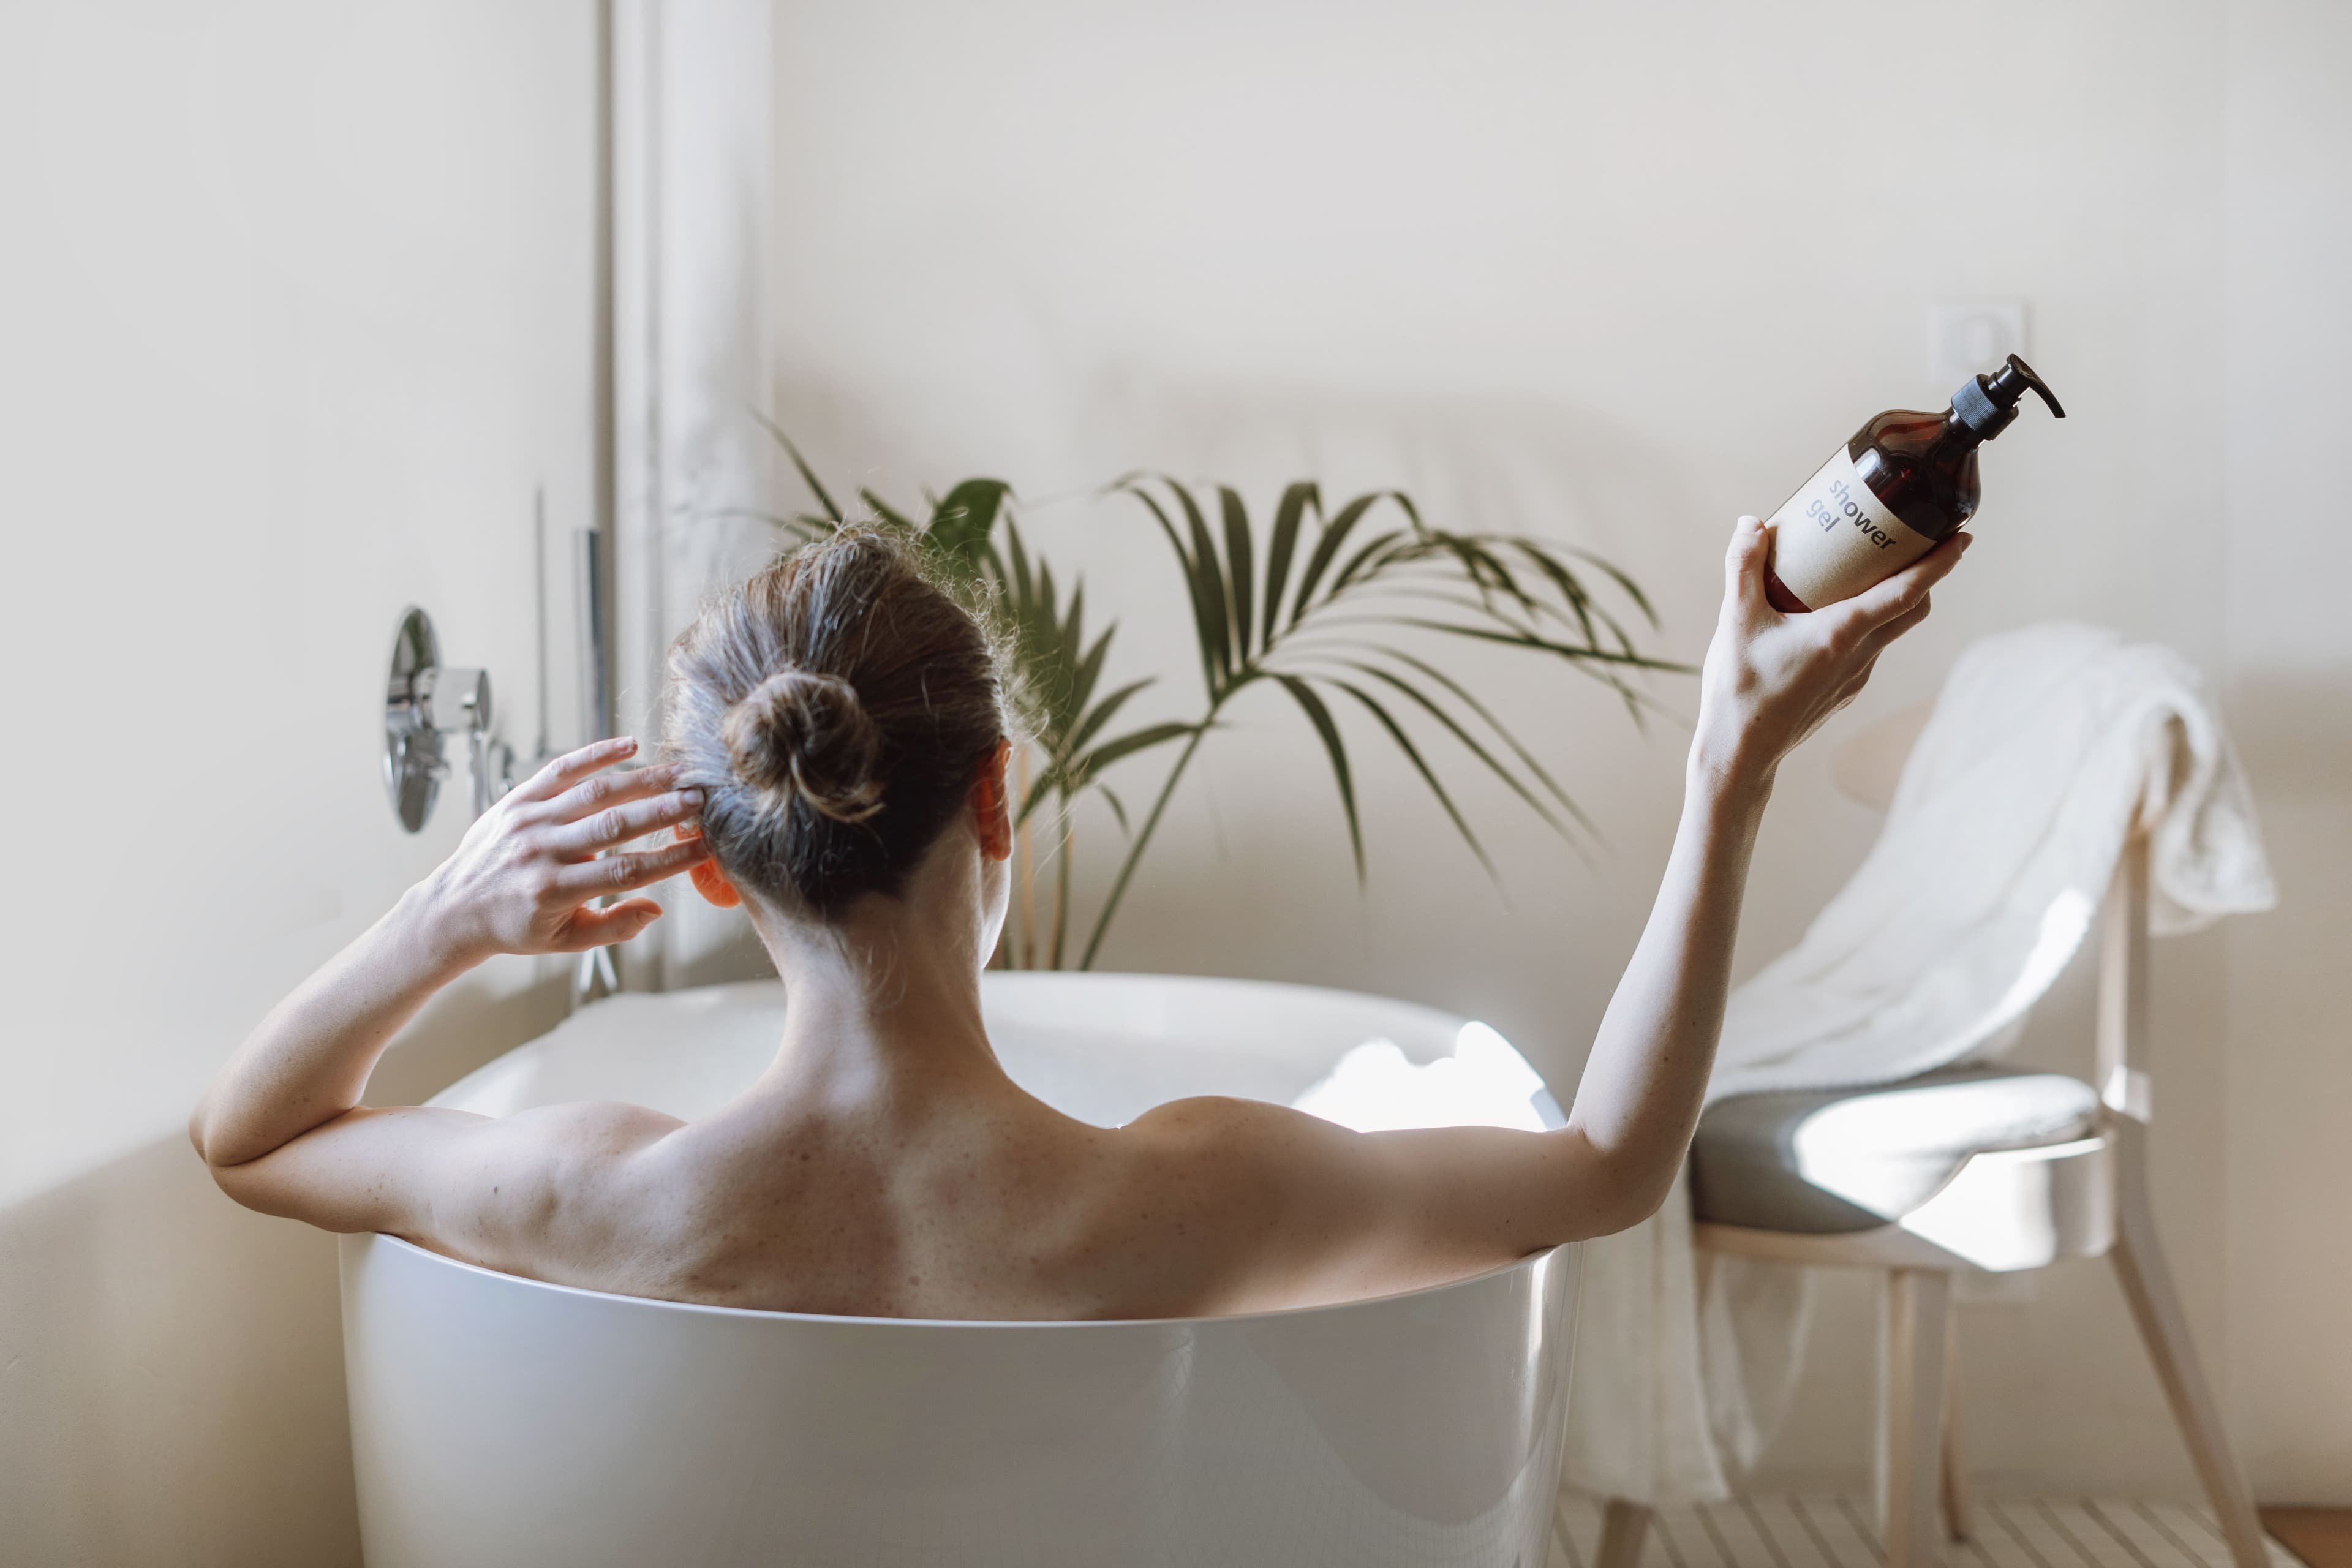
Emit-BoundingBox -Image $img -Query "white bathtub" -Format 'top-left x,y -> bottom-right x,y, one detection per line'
341,973 -> 1582,1567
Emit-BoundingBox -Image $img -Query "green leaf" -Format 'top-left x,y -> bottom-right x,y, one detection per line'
1171,482 -> 1232,690
1348,615 -> 1683,731
750,411 -> 843,524
859,488 -> 920,533
1065,609 -> 1112,719
1328,679 -> 1494,879
1099,786 -> 1133,839
1385,489 -> 1428,538
1076,720 -> 1197,775
1218,486 -> 1254,667
1286,491 -> 1385,627
1066,677 -> 1154,760
1324,656 -> 1574,842
1117,481 -> 1224,699
1324,527 -> 1412,600
1572,545 -> 1664,630
930,479 -> 1012,574
1392,618 -> 1691,671
1424,535 -> 1537,615
1261,481 -> 1316,655
1504,538 -> 1613,650
1271,676 -> 1364,880
1004,511 -> 1036,606
1374,645 -> 1600,837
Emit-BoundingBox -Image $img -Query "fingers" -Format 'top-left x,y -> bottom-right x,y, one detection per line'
559,898 -> 665,949
1723,516 -> 1769,617
548,785 -> 706,856
553,834 -> 714,897
1856,593 -> 1932,662
1826,533 -> 1971,638
540,760 -> 688,829
511,736 -> 638,803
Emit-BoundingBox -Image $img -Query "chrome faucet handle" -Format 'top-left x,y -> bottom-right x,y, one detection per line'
383,608 -> 503,832
422,665 -> 492,737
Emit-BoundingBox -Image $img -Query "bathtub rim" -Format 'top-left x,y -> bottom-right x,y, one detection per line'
426,969 -> 1498,1118
351,1230 -> 1568,1332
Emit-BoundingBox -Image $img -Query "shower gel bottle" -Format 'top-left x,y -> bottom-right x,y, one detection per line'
1762,353 -> 2065,612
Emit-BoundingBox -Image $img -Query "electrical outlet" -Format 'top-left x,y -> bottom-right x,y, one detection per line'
1928,301 -> 2028,395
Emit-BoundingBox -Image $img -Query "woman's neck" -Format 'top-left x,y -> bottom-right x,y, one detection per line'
744,873 -> 1008,1114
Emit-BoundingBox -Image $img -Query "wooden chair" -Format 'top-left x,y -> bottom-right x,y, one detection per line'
1593,704 -> 2267,1568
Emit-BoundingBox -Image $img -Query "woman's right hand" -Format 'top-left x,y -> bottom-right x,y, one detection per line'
412,736 -> 712,968
1691,516 -> 1968,793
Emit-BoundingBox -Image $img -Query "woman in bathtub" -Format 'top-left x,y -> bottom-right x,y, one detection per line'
192,516 -> 1961,1318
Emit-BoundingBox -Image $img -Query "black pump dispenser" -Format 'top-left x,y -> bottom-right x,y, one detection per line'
1950,353 -> 2065,440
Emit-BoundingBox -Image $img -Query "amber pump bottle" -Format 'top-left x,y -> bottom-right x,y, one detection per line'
1763,353 -> 2065,612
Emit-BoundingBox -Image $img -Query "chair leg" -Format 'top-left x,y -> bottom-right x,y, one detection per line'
1940,1305 -> 1973,1543
1596,1499 -> 1652,1568
2109,1129 -> 2268,1568
1880,1268 -> 1953,1568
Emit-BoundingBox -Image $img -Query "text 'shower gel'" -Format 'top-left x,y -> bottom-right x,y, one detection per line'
1765,353 -> 2065,612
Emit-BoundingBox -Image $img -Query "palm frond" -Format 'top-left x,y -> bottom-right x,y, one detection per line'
1270,674 -> 1363,879
859,488 -> 921,533
1284,491 -> 1387,628
1260,481 -> 1317,655
1325,677 -> 1494,880
1081,477 -> 1674,955
1363,644 -> 1600,839
1112,479 -> 1223,698
930,479 -> 1012,579
753,410 -> 844,524
1065,676 -> 1153,760
1072,720 -> 1197,782
1170,483 -> 1231,691
1098,786 -> 1132,839
1218,486 -> 1255,665
1297,652 -> 1578,842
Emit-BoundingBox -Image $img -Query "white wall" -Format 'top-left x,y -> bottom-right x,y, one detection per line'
2218,0 -> 2352,1508
0,4 -> 600,1561
769,0 -> 2344,1501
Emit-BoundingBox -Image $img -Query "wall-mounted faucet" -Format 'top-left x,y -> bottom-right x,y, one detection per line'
383,606 -> 505,831
379,503 -> 619,1003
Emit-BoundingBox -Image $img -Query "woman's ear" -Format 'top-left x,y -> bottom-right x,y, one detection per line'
971,739 -> 1014,864
678,824 -> 741,908
690,857 -> 742,908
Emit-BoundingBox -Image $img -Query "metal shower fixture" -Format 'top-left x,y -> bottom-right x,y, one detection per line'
383,607 -> 499,832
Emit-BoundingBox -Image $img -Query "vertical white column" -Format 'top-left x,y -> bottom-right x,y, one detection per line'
609,0 -> 776,990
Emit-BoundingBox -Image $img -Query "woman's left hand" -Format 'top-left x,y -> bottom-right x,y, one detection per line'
415,736 -> 712,967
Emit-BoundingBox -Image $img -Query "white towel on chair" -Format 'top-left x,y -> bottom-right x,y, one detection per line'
1561,622 -> 2275,1504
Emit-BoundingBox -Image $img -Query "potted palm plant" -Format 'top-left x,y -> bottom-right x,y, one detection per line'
755,421 -> 1681,970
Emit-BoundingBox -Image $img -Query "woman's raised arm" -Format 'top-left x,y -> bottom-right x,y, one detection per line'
1122,517 -> 1966,1313
188,737 -> 709,1229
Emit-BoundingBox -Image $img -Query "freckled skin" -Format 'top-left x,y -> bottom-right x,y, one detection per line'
190,524 -> 1962,1319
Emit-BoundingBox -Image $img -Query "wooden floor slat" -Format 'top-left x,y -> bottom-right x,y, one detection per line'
1981,1502 -> 2062,1568
1552,1493 -> 2301,1568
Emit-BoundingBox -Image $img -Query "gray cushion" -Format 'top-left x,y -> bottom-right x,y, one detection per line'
1690,1067 -> 2102,1234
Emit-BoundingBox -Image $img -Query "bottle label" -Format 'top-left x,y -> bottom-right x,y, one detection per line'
1765,446 -> 1937,609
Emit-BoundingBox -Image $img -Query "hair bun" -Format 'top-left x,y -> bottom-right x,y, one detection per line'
722,669 -> 884,824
